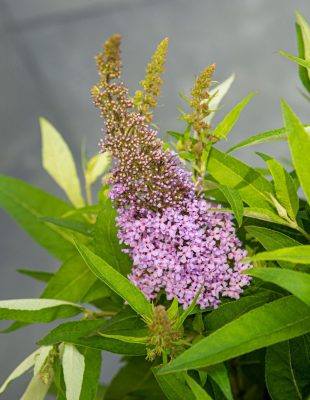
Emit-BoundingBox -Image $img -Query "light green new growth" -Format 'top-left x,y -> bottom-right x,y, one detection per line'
134,37 -> 169,123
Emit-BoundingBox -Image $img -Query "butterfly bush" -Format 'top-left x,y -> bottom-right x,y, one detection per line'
92,34 -> 252,309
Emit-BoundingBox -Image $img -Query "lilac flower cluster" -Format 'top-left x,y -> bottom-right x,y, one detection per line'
117,199 -> 251,309
93,35 -> 251,309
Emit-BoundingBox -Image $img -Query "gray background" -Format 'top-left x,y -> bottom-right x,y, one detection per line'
0,0 -> 309,398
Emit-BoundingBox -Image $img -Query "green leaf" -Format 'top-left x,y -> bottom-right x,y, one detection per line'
243,207 -> 291,227
204,74 -> 235,124
85,153 -> 111,186
296,12 -> 310,83
40,117 -> 84,208
82,280 -> 112,303
39,319 -> 146,355
0,299 -> 83,323
282,100 -> 310,205
204,290 -> 280,332
213,183 -> 243,226
41,254 -> 97,302
159,296 -> 310,374
153,367 -> 195,400
245,226 -> 301,268
246,245 -> 310,264
246,268 -> 310,307
41,216 -> 94,236
63,344 -> 85,400
94,199 -> 132,275
79,348 -> 102,400
99,333 -> 148,344
167,298 -> 179,321
0,175 -> 75,260
212,93 -> 255,139
206,147 -> 274,209
266,159 -> 299,220
279,50 -> 310,69
266,341 -> 303,400
75,241 -> 153,322
295,18 -> 310,94
39,319 -> 107,345
185,373 -> 212,399
17,269 -> 54,283
227,127 -> 288,153
175,286 -> 202,330
207,363 -> 233,400
0,348 -> 41,394
105,358 -> 164,400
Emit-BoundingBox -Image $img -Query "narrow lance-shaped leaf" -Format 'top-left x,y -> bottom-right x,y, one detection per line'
63,344 -> 85,400
245,268 -> 310,306
245,225 -> 301,268
296,12 -> 310,83
75,241 -> 153,322
84,152 -> 111,186
213,183 -> 243,226
246,245 -> 310,264
212,92 -> 255,139
0,175 -> 75,260
279,50 -> 310,69
0,348 -> 41,394
20,372 -> 53,400
266,341 -> 305,400
0,299 -> 83,323
40,118 -> 85,208
266,158 -> 299,220
159,296 -> 310,374
79,348 -> 102,400
206,147 -> 274,210
207,363 -> 234,400
282,100 -> 310,205
185,373 -> 212,400
152,367 -> 195,400
203,73 -> 235,124
17,269 -> 54,283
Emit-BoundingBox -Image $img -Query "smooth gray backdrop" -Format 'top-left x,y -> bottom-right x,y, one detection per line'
0,0 -> 309,398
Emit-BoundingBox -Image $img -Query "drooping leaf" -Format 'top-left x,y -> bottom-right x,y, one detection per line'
212,93 -> 255,139
63,344 -> 85,400
41,254 -> 97,302
0,299 -> 83,323
245,245 -> 310,264
79,348 -> 102,400
153,367 -> 195,400
17,269 -> 54,283
94,198 -> 132,275
246,268 -> 310,307
40,117 -> 85,208
282,100 -> 310,205
213,183 -> 243,226
204,74 -> 235,124
0,175 -> 75,260
185,373 -> 212,399
75,241 -> 153,322
20,373 -> 53,400
159,296 -> 310,374
206,147 -> 274,209
266,158 -> 299,220
33,345 -> 53,376
0,348 -> 41,394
